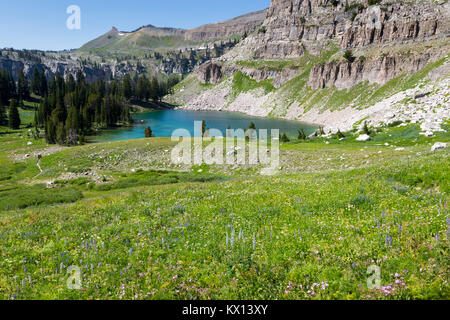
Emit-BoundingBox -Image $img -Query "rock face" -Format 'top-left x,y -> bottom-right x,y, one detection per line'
171,0 -> 450,133
195,62 -> 223,84
0,55 -> 112,83
184,10 -> 267,42
252,0 -> 448,58
308,53 -> 433,89
193,0 -> 449,90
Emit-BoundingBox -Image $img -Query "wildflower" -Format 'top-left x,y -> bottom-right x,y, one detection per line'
385,234 -> 393,246
231,228 -> 235,247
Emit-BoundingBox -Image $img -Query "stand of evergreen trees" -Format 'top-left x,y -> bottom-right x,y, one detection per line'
0,69 -> 16,126
1,66 -> 181,145
34,70 -> 131,145
126,73 -> 180,102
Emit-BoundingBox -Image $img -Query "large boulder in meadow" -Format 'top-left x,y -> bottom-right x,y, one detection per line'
431,142 -> 447,152
356,134 -> 371,142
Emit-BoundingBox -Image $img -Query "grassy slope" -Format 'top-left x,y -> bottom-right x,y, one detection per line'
0,120 -> 449,300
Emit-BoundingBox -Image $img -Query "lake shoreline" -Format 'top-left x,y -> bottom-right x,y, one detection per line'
174,105 -> 322,129
89,109 -> 319,143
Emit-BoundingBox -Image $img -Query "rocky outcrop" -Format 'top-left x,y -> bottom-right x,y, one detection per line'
184,10 -> 267,42
308,53 -> 433,90
190,0 -> 449,91
195,62 -> 223,84
249,0 -> 449,59
0,55 -> 112,82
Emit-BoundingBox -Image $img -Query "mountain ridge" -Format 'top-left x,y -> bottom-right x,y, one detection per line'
79,9 -> 267,52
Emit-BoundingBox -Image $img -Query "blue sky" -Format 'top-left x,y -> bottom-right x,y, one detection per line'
0,0 -> 270,51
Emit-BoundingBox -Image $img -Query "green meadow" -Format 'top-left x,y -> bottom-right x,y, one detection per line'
0,114 -> 449,300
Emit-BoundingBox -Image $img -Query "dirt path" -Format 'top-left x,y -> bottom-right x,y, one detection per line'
36,159 -> 43,174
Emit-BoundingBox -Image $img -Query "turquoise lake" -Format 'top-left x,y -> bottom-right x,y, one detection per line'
90,110 -> 317,142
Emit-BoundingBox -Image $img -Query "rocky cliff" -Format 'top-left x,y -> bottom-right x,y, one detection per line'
184,10 -> 267,42
168,0 -> 450,133
0,51 -> 112,83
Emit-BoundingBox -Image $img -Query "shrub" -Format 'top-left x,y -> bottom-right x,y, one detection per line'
298,129 -> 307,140
362,121 -> 371,135
280,133 -> 290,142
344,49 -> 355,62
368,0 -> 382,6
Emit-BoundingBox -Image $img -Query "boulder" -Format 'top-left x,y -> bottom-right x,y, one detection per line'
431,142 -> 447,152
356,134 -> 371,142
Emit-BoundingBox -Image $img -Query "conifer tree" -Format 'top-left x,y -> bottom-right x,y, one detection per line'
8,99 -> 21,129
0,104 -> 7,126
298,129 -> 307,140
39,69 -> 48,96
31,67 -> 40,95
150,76 -> 159,102
17,69 -> 30,100
145,126 -> 153,138
122,74 -> 133,101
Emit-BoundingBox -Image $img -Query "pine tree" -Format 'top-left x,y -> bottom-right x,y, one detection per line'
122,74 -> 133,100
8,99 -> 21,129
39,70 -> 48,96
298,129 -> 307,140
201,120 -> 206,137
0,70 -> 15,104
0,104 -> 7,126
362,121 -> 371,135
17,69 -> 30,100
150,76 -> 159,102
319,126 -> 325,136
137,74 -> 149,101
280,133 -> 290,143
65,74 -> 76,93
31,67 -> 40,95
145,126 -> 153,138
